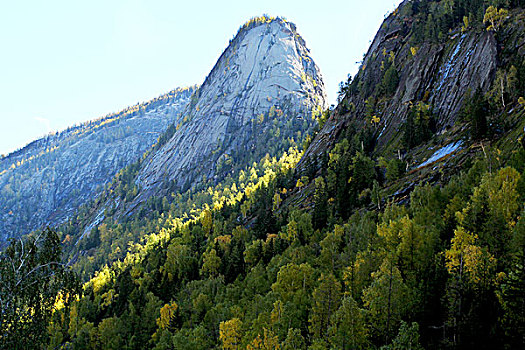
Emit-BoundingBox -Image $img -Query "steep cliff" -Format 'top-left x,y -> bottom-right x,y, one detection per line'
134,17 -> 326,202
300,0 -> 522,165
56,16 -> 327,275
0,86 -> 195,243
15,2 -> 525,349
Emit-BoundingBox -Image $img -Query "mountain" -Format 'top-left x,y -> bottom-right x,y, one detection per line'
302,0 -> 507,163
0,86 -> 195,244
0,16 -> 326,248
55,16 -> 326,277
89,16 -> 326,221
4,2 -> 525,349
134,17 -> 325,202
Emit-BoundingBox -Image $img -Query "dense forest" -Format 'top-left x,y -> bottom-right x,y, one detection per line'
1,0 -> 525,349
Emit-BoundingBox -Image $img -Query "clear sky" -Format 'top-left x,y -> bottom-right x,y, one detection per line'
0,0 -> 402,156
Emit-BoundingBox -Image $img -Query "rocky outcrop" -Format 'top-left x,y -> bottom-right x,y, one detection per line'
0,17 -> 326,244
301,0 -> 499,162
135,17 -> 326,201
0,87 -> 195,244
377,31 -> 497,148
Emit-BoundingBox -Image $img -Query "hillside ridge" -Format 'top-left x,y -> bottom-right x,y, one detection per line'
0,86 -> 196,243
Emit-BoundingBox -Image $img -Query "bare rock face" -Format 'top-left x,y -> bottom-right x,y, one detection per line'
136,18 -> 326,199
0,87 -> 195,244
427,33 -> 497,127
0,17 -> 326,244
301,1 -> 499,162
377,31 -> 497,148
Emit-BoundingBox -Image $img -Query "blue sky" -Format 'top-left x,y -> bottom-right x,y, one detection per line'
0,0 -> 402,156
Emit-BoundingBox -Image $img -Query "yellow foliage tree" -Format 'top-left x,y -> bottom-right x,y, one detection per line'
483,6 -> 508,32
518,96 -> 525,109
156,301 -> 178,330
246,328 -> 280,350
445,226 -> 496,288
202,209 -> 213,237
219,318 -> 243,350
371,115 -> 380,127
272,193 -> 282,211
270,300 -> 283,325
483,167 -> 521,228
461,16 -> 469,32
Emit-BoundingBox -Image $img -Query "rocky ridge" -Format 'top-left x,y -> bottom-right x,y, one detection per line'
0,86 -> 195,243
301,0 -> 508,164
134,17 -> 326,202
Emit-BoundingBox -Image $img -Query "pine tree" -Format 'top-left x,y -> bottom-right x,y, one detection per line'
362,256 -> 411,343
462,89 -> 489,140
382,321 -> 424,350
312,176 -> 328,230
309,273 -> 341,340
328,296 -> 369,349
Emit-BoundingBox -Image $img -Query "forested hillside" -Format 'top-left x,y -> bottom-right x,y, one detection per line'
0,86 -> 195,244
54,15 -> 326,280
1,1 -> 525,349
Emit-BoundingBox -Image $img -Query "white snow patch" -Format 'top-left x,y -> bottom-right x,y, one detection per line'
417,141 -> 463,169
377,124 -> 387,139
435,34 -> 466,92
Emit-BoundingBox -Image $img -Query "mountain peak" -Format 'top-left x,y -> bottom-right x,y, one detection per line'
240,14 -> 283,31
198,15 -> 315,96
135,15 -> 326,201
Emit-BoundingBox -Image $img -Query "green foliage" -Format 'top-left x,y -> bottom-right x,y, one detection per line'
380,64 -> 400,96
409,0 -> 516,45
497,258 -> 525,347
402,101 -> 435,149
272,263 -> 314,302
338,74 -> 353,104
363,256 -> 412,342
488,66 -> 518,109
382,321 -> 423,350
309,273 -> 341,340
312,177 -> 328,230
98,316 -> 124,349
328,297 -> 369,349
483,6 -> 509,32
41,132 -> 525,350
0,228 -> 79,349
379,156 -> 406,182
282,328 -> 305,349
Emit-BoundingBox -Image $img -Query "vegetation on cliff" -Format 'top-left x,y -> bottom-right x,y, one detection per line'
3,1 -> 525,349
